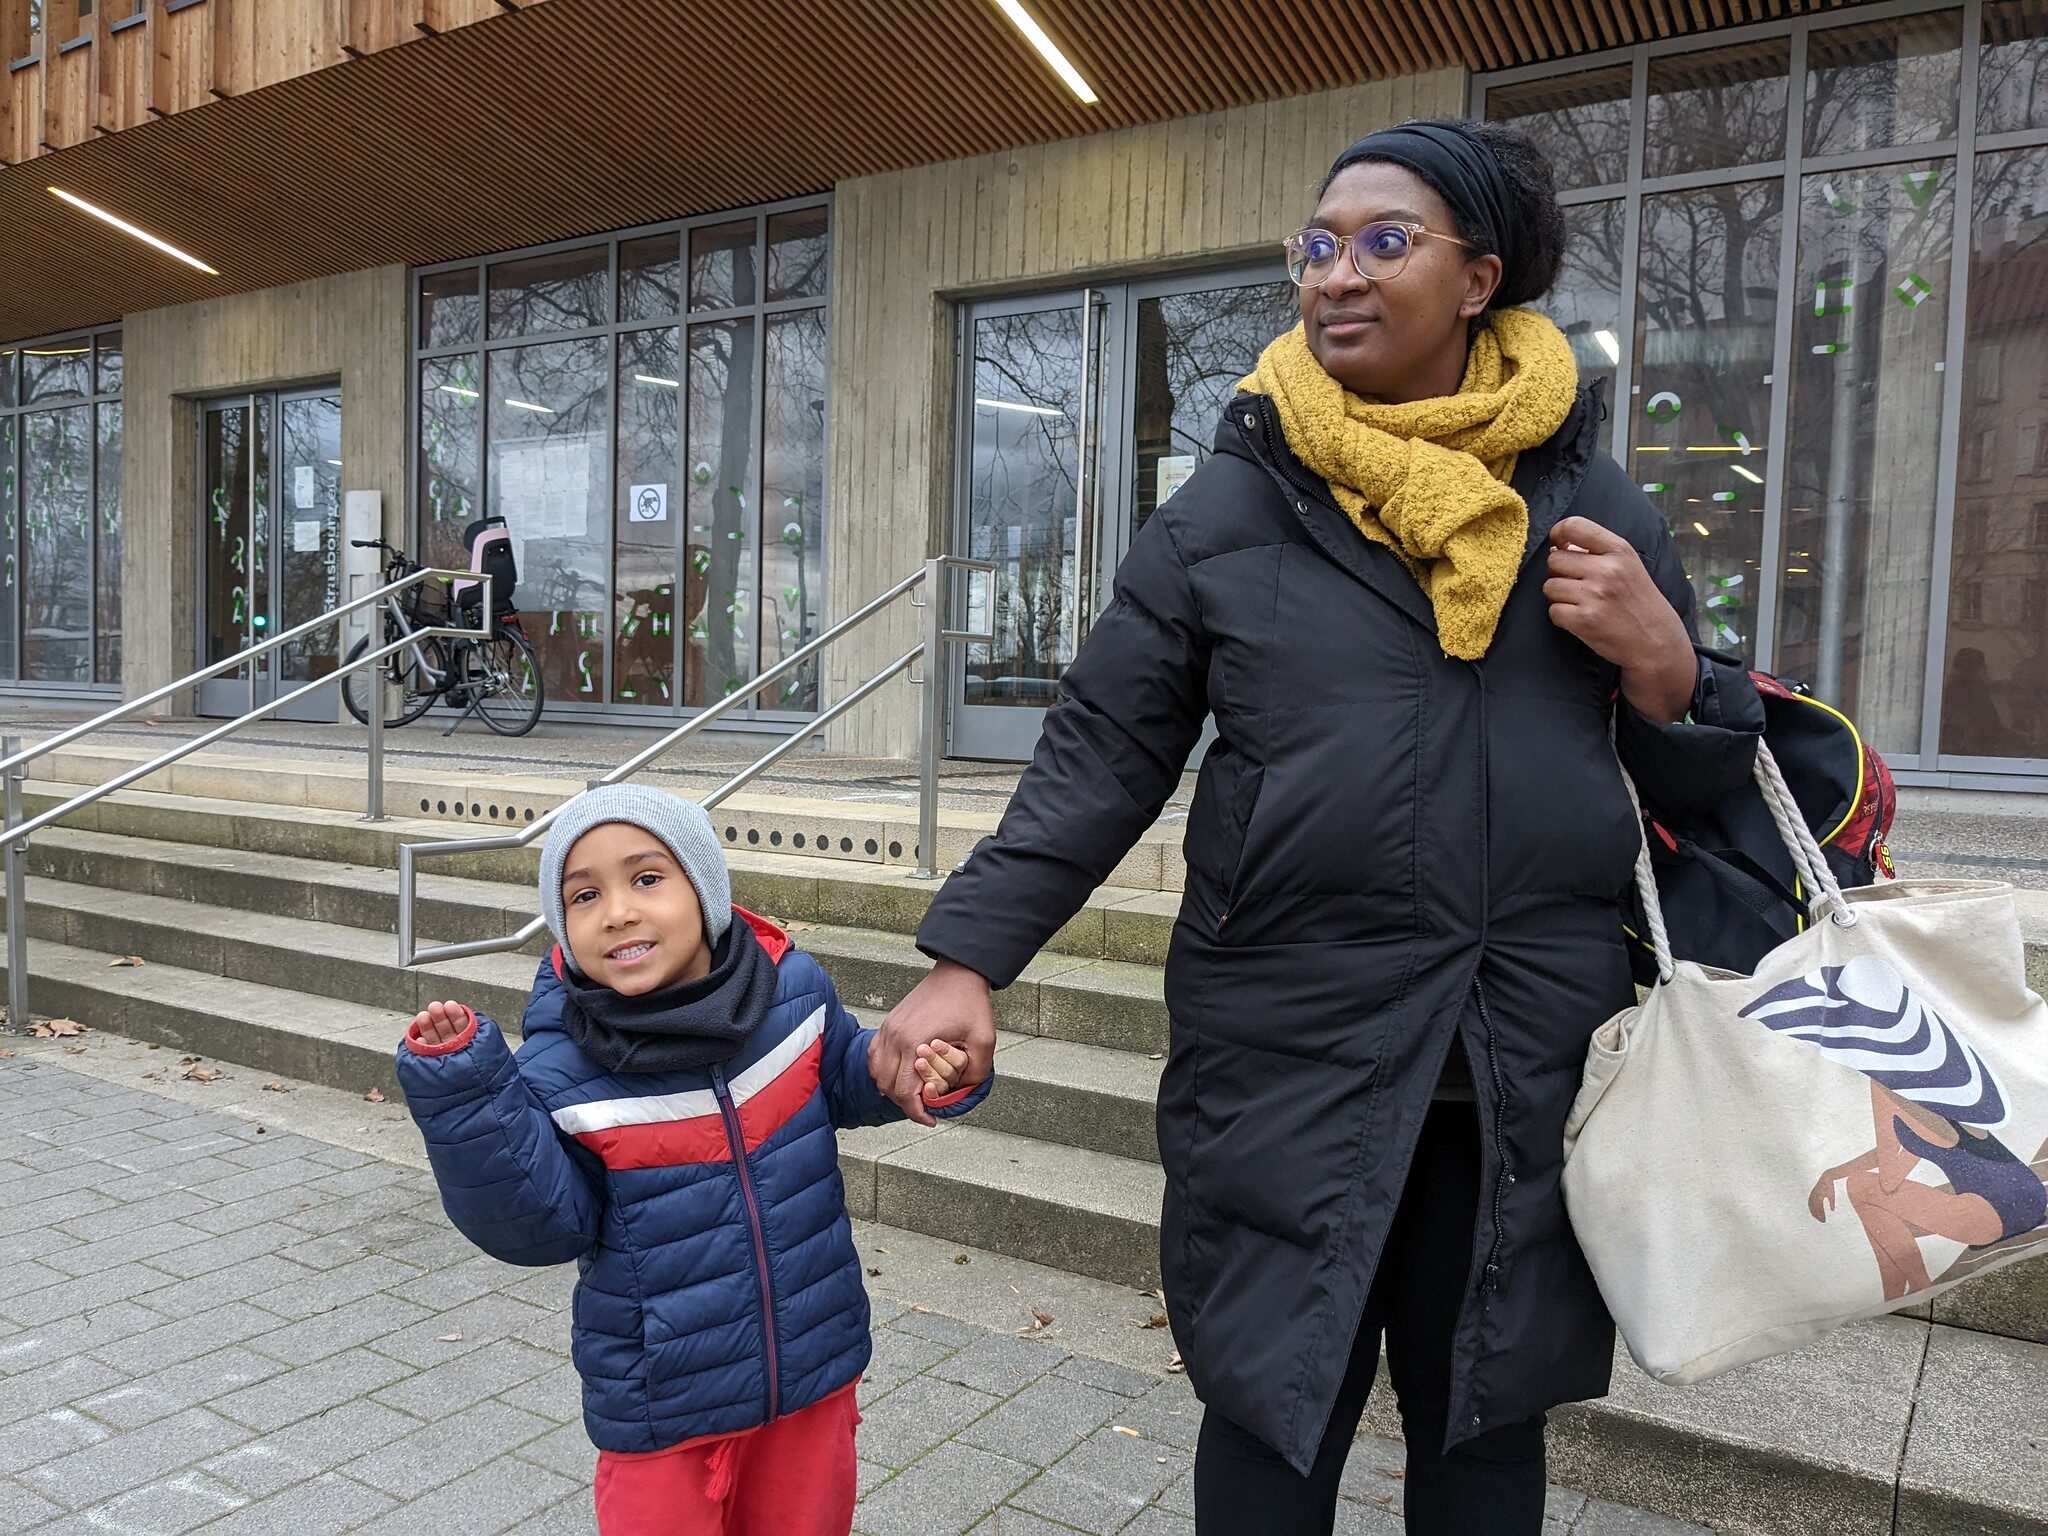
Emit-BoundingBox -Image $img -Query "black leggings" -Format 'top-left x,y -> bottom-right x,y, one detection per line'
1191,1099 -> 1548,1536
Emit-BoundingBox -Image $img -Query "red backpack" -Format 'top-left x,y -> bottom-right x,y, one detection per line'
1624,670 -> 1897,983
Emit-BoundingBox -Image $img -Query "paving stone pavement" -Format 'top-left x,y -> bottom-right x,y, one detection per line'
0,1052 -> 1720,1535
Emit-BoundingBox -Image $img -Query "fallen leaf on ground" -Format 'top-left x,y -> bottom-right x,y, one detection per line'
363,1088 -> 386,1103
181,1062 -> 221,1082
1016,1307 -> 1055,1337
1113,1425 -> 1140,1438
785,920 -> 817,931
263,1081 -> 287,1093
254,1126 -> 265,1135
108,955 -> 145,968
1168,1350 -> 1186,1374
147,1042 -> 161,1050
436,1332 -> 464,1343
0,1048 -> 12,1059
30,1018 -> 86,1038
1138,1313 -> 1169,1330
865,1267 -> 880,1277
910,1304 -> 932,1315
953,1254 -> 969,1266
1378,1468 -> 1405,1482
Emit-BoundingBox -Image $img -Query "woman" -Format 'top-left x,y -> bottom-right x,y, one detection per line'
874,120 -> 1764,1534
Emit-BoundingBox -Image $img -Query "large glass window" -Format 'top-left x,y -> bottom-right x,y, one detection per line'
1486,2 -> 2048,776
0,326 -> 121,690
413,199 -> 828,720
1942,143 -> 2048,760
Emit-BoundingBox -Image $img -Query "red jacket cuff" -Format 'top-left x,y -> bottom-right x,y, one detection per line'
405,1005 -> 480,1057
922,1077 -> 981,1109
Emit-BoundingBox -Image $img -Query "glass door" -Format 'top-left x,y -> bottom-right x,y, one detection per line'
949,288 -> 1118,761
949,266 -> 1296,760
196,389 -> 344,720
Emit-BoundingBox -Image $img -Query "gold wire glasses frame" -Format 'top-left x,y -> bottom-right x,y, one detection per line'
1282,221 -> 1474,288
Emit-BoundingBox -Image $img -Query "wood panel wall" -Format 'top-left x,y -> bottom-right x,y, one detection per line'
0,0 -> 518,162
822,69 -> 1465,757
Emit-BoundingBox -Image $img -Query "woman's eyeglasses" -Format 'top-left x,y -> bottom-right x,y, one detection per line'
1282,222 -> 1473,288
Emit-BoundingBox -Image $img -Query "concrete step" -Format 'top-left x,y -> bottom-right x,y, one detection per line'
4,871 -> 1166,1160
0,930 -> 1167,1289
29,742 -> 1189,890
21,787 -> 1182,966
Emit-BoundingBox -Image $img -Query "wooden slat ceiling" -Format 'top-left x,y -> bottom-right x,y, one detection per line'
4,0 -> 1884,339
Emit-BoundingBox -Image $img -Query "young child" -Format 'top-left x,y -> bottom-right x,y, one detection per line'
396,784 -> 989,1535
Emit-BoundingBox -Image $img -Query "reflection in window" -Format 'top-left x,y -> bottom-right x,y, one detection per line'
1778,162 -> 1953,755
22,407 -> 92,682
685,319 -> 758,704
1805,12 -> 1961,157
418,355 -> 482,571
96,402 -> 121,683
762,310 -> 828,709
0,348 -> 14,409
1543,201 -> 1625,422
1941,145 -> 2048,760
489,340 -> 609,704
1980,0 -> 2048,134
614,328 -> 681,706
766,208 -> 830,302
420,268 -> 481,351
1131,281 -> 1296,537
1485,64 -> 1632,191
691,221 -> 758,312
21,340 -> 91,404
95,333 -> 122,397
1632,181 -> 1784,660
487,248 -> 608,340
619,236 -> 682,323
1646,40 -> 1790,177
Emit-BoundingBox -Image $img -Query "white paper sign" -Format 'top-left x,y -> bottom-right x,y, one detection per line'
629,483 -> 669,524
1156,453 -> 1196,505
292,520 -> 323,554
494,437 -> 592,541
293,466 -> 316,510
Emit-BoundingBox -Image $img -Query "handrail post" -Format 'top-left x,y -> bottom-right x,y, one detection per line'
365,675 -> 386,822
4,735 -> 27,1032
914,559 -> 945,881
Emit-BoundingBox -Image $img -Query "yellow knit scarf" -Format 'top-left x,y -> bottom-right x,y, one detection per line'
1240,307 -> 1579,660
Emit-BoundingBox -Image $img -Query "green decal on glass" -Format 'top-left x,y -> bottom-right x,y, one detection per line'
1641,482 -> 1668,493
1895,274 -> 1934,307
1644,391 -> 1682,422
1813,278 -> 1854,317
1901,168 -> 1941,207
1811,343 -> 1847,356
1821,182 -> 1859,215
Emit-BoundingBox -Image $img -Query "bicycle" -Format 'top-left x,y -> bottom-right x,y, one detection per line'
340,534 -> 546,737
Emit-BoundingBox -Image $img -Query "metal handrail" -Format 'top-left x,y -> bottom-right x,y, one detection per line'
2,567 -> 490,1032
397,555 -> 994,969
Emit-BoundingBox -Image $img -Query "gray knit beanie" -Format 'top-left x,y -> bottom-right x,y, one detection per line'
539,785 -> 732,972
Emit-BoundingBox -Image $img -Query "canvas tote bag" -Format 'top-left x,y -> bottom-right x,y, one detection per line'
1561,744 -> 2048,1384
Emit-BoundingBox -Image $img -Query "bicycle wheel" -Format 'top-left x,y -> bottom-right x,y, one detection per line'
473,628 -> 545,737
341,631 -> 445,727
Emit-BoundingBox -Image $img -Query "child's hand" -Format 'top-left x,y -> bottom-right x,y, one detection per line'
914,1039 -> 973,1101
410,1000 -> 471,1048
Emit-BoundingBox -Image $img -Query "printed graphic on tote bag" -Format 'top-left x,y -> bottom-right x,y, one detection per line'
1740,956 -> 2048,1302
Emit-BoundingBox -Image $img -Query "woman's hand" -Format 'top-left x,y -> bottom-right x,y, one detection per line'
872,961 -> 996,1126
1544,517 -> 1699,724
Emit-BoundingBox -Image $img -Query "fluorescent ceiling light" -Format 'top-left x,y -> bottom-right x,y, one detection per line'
1693,521 -> 1712,538
991,0 -> 1098,103
326,459 -> 343,467
23,345 -> 88,355
634,374 -> 681,389
1730,464 -> 1765,485
439,384 -> 480,400
1593,329 -> 1621,366
504,397 -> 555,414
48,186 -> 219,275
976,396 -> 1063,417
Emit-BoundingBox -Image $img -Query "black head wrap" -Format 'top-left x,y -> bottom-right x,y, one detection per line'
1325,121 -> 1521,305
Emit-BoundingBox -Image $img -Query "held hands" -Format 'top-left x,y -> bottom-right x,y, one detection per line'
872,960 -> 997,1126
1544,517 -> 1699,725
914,1040 -> 972,1101
409,999 -> 471,1048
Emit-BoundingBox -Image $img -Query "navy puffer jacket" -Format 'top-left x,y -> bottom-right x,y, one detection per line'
397,911 -> 988,1453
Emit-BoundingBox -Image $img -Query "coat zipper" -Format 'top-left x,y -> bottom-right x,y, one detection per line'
1468,659 -> 1511,1297
712,1064 -> 780,1421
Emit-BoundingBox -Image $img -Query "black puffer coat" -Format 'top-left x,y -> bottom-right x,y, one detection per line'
917,385 -> 1763,1473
